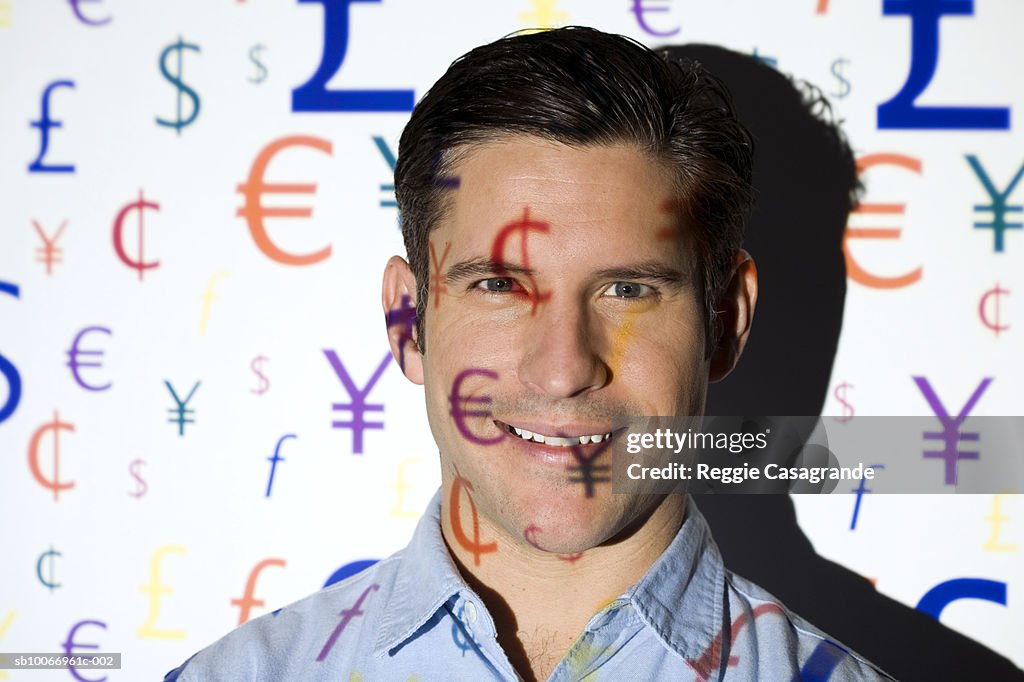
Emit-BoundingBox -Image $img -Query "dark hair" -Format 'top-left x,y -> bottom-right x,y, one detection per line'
395,26 -> 754,354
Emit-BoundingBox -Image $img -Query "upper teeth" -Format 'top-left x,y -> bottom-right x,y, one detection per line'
508,425 -> 610,446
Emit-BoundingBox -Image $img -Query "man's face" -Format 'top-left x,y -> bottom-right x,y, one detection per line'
400,138 -> 714,554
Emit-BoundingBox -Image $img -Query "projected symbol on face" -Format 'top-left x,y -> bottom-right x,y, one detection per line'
450,471 -> 498,566
429,240 -> 451,308
523,524 -> 583,563
567,437 -> 612,498
448,369 -> 504,446
490,207 -> 551,315
386,295 -> 416,372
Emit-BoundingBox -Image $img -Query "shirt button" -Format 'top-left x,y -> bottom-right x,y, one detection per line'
464,601 -> 478,623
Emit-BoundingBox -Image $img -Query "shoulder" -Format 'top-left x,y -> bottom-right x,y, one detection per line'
163,554 -> 402,682
723,571 -> 896,681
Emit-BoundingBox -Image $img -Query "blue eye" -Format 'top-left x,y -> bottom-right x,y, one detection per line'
602,282 -> 653,298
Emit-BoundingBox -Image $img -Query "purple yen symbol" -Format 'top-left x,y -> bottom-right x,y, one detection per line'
323,350 -> 391,454
913,376 -> 992,485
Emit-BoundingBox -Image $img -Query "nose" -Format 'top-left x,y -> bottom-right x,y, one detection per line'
517,296 -> 609,400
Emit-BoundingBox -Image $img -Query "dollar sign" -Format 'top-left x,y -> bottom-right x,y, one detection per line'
449,473 -> 497,566
450,605 -> 473,656
833,382 -> 854,422
250,355 -> 270,395
128,458 -> 147,498
831,58 -> 851,99
156,36 -> 201,134
112,189 -> 161,280
248,44 -> 267,84
978,283 -> 1010,336
36,546 -> 61,592
490,207 -> 552,315
28,411 -> 76,501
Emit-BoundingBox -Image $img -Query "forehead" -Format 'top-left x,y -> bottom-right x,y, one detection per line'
438,138 -> 680,249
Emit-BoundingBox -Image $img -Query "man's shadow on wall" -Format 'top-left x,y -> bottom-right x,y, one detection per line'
662,45 -> 1023,681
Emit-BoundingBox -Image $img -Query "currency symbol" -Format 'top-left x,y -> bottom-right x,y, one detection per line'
164,380 -> 200,436
69,0 -> 111,26
390,457 -> 420,518
914,376 -> 991,485
0,2 -> 9,27
231,558 -> 286,625
523,524 -> 583,562
983,494 -> 1017,551
316,584 -> 380,662
0,281 -> 22,425
138,545 -> 187,639
292,0 -> 414,112
567,437 -> 612,498
33,220 -> 67,275
372,135 -> 398,212
966,155 -> 1023,253
518,0 -> 568,32
156,36 -> 201,135
66,326 -> 113,391
491,207 -> 552,315
686,603 -> 785,679
386,294 -> 416,372
236,135 -> 333,265
36,545 -> 62,592
878,0 -> 1009,130
916,578 -> 1006,620
448,369 -> 505,446
198,272 -> 229,336
248,43 -> 268,84
800,641 -> 846,681
112,189 -> 161,280
450,474 -> 498,566
979,283 -> 1010,336
250,355 -> 270,394
833,382 -> 854,422
849,464 -> 884,530
28,411 -> 76,501
28,80 -> 75,173
844,153 -> 923,288
816,0 -> 830,13
830,57 -> 851,99
450,605 -> 473,656
128,458 -> 147,498
749,47 -> 777,68
323,560 -> 378,588
265,434 -> 295,497
428,240 -> 451,308
62,619 -> 106,682
323,350 -> 390,454
630,0 -> 680,37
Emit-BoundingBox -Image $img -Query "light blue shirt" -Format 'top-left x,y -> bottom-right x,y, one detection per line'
165,492 -> 893,681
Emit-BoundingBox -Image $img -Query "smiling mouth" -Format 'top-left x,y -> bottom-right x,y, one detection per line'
500,422 -> 612,447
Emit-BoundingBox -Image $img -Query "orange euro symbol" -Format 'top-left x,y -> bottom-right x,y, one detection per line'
843,153 -> 923,289
28,411 -> 75,501
450,473 -> 497,566
237,135 -> 333,266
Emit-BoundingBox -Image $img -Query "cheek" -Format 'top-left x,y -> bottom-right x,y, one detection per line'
613,320 -> 707,414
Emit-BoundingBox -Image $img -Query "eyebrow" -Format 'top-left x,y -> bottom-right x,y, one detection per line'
444,257 -> 691,287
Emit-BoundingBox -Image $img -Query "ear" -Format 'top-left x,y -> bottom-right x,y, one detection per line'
708,250 -> 758,383
382,255 -> 424,385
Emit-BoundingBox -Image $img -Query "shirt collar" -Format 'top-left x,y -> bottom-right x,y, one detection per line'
625,495 -> 725,660
373,487 -> 467,657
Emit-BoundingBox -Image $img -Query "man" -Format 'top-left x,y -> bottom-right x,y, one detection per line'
166,27 -> 892,681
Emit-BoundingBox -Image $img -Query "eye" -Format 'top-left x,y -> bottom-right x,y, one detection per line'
474,278 -> 523,293
601,282 -> 655,299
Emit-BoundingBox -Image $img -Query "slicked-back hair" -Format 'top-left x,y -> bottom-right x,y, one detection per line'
394,26 -> 754,356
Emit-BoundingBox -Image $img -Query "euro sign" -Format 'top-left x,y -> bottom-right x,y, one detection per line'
62,619 -> 106,682
28,411 -> 76,501
448,369 -> 505,446
28,80 -> 75,173
66,326 -> 112,391
156,36 -> 201,135
630,0 -> 680,37
292,0 -> 414,112
878,0 -> 1009,130
449,474 -> 497,566
69,0 -> 111,26
237,135 -> 333,265
112,190 -> 161,280
491,207 -> 552,315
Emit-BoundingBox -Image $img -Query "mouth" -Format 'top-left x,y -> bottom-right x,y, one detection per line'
498,421 -> 613,447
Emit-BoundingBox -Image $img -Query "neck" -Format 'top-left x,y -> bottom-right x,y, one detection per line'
440,491 -> 686,682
